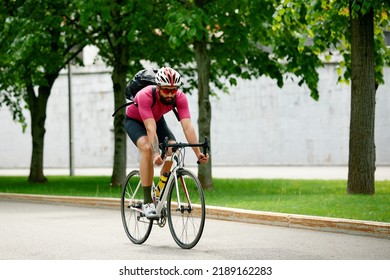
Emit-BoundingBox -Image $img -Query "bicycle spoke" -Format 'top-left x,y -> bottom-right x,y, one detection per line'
176,214 -> 199,244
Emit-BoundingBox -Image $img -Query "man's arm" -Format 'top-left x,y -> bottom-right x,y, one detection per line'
144,118 -> 163,165
180,118 -> 209,164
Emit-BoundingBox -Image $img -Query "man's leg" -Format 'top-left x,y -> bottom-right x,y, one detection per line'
125,118 -> 158,218
136,136 -> 160,218
136,136 -> 154,204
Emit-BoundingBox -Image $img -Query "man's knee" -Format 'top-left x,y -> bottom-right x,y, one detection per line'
137,137 -> 153,154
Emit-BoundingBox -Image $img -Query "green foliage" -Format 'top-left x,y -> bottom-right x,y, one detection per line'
165,6 -> 206,45
163,0 -> 284,95
0,0 -> 87,129
0,91 -> 27,132
75,0 -> 191,78
271,0 -> 390,99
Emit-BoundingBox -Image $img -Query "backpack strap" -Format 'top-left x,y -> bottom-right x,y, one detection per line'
151,86 -> 157,107
112,101 -> 134,117
172,106 -> 180,121
112,87 -> 155,117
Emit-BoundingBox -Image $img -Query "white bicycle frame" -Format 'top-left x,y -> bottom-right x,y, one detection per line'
154,149 -> 190,216
129,148 -> 189,217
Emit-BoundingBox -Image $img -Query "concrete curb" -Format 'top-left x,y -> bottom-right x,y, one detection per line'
1,192 -> 389,240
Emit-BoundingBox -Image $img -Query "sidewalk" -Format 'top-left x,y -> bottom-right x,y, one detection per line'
1,166 -> 389,180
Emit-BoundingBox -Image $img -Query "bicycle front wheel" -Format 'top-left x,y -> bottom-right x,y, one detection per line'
167,168 -> 206,249
121,170 -> 153,244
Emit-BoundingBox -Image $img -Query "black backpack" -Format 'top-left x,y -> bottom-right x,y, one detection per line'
125,68 -> 157,100
112,68 -> 179,121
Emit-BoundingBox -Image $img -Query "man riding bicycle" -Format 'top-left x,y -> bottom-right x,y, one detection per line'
125,66 -> 209,218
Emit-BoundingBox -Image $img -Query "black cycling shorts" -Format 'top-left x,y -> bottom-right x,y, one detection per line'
125,116 -> 176,146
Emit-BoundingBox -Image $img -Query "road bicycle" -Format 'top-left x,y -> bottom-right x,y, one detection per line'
121,137 -> 209,249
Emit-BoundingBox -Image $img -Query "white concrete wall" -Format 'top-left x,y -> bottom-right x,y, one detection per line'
1,62 -> 389,169
209,67 -> 389,166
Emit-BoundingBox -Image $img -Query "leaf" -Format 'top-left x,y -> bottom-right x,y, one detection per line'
229,77 -> 237,86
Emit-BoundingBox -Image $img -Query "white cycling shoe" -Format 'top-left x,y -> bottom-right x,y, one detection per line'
142,203 -> 159,219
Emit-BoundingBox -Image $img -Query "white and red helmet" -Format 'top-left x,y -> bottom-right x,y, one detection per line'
155,67 -> 182,87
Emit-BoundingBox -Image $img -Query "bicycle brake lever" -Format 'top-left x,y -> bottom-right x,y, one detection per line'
204,137 -> 209,155
197,137 -> 209,164
160,137 -> 169,160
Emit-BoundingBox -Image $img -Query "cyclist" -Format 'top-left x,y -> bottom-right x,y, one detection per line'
125,66 -> 209,218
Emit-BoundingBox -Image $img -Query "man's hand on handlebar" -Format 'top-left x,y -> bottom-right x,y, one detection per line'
197,153 -> 209,164
159,136 -> 210,165
153,153 -> 164,166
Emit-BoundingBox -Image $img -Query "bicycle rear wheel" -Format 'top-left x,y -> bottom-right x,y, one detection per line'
121,170 -> 152,244
167,168 -> 205,249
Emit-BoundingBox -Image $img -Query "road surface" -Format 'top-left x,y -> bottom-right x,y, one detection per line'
1,200 -> 389,260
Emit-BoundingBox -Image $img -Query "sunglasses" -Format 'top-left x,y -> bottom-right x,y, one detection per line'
160,87 -> 178,94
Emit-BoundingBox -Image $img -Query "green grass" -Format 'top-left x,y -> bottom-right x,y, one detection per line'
205,178 -> 390,222
0,176 -> 389,223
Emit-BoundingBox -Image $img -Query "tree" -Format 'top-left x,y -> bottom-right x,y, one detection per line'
73,0 -> 190,186
271,0 -> 390,194
348,3 -> 376,194
0,0 -> 86,183
164,0 -> 284,189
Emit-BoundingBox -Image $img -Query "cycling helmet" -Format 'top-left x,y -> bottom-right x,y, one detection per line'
155,67 -> 182,87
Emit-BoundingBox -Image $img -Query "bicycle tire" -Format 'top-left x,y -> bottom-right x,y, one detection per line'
121,170 -> 153,244
167,168 -> 206,249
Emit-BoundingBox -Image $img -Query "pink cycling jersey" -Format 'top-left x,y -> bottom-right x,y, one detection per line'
126,85 -> 191,121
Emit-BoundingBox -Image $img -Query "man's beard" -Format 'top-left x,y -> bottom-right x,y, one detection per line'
159,93 -> 176,105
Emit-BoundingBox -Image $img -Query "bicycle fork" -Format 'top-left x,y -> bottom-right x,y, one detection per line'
174,171 -> 193,214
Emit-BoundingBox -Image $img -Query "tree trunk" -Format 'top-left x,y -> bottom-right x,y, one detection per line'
194,39 -> 213,190
347,6 -> 376,194
27,83 -> 52,183
110,65 -> 127,187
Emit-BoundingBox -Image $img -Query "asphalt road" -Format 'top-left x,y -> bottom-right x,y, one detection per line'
1,200 -> 389,260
